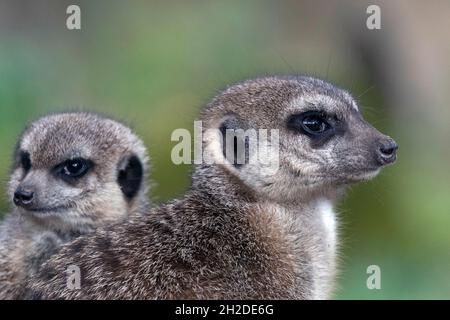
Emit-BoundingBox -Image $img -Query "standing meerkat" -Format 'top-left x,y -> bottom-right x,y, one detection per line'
28,76 -> 397,299
0,112 -> 150,299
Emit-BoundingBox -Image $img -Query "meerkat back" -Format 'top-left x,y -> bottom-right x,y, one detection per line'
0,112 -> 150,299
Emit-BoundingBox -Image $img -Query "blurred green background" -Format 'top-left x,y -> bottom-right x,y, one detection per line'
0,0 -> 449,299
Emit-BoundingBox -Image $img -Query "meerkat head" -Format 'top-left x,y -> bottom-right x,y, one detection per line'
8,112 -> 149,232
200,76 -> 397,203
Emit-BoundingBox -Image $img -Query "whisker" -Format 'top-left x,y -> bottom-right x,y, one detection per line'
278,53 -> 296,75
325,50 -> 333,80
357,85 -> 375,99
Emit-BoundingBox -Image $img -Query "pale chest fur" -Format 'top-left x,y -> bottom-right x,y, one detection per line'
262,198 -> 338,299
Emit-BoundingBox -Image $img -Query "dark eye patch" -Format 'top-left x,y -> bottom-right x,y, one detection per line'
20,151 -> 31,172
54,158 -> 93,183
287,110 -> 343,147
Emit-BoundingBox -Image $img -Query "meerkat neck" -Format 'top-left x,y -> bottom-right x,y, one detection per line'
16,210 -> 95,235
191,164 -> 342,212
191,164 -> 257,205
190,165 -> 339,299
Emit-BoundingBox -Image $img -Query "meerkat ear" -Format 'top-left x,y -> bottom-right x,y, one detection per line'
218,115 -> 250,168
117,155 -> 143,200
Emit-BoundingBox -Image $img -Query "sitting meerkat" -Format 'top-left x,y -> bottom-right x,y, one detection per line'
0,112 -> 150,299
27,76 -> 397,299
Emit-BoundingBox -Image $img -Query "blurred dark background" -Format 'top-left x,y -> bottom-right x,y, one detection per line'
0,0 -> 449,299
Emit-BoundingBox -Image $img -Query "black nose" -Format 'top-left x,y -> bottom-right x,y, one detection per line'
376,139 -> 398,165
13,188 -> 34,208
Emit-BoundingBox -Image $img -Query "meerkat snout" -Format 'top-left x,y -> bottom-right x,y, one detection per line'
286,108 -> 398,169
13,187 -> 34,208
12,156 -> 93,212
375,138 -> 398,165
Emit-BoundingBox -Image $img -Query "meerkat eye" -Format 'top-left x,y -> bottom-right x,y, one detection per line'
57,158 -> 91,180
302,114 -> 328,134
287,111 -> 332,137
20,151 -> 31,172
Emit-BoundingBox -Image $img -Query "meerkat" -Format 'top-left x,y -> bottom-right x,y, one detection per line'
0,112 -> 150,299
27,76 -> 397,300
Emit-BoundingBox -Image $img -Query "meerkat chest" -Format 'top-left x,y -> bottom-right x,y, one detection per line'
307,199 -> 338,299
263,199 -> 338,299
268,199 -> 337,256
314,199 -> 337,255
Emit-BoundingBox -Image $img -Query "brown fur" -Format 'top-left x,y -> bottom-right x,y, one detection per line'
26,77 -> 396,299
0,112 -> 150,299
